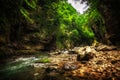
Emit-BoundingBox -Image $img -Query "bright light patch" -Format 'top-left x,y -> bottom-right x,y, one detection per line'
68,0 -> 89,14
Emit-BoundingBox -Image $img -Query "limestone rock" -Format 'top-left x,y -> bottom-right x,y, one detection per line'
95,44 -> 117,51
63,62 -> 79,71
76,46 -> 95,61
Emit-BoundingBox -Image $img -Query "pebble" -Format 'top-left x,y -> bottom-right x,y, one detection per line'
34,73 -> 39,76
63,62 -> 79,71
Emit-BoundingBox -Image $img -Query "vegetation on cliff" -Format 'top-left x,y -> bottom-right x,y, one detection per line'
0,0 -> 105,50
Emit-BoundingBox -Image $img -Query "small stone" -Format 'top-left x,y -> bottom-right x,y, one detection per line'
34,73 -> 39,76
96,60 -> 103,65
86,46 -> 92,53
63,51 -> 69,54
63,62 -> 79,71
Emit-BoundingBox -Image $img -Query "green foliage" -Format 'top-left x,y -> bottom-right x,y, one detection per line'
20,0 -> 38,23
54,1 -> 96,48
24,0 -> 37,9
20,7 -> 33,23
0,0 -> 105,50
35,58 -> 51,63
87,0 -> 106,42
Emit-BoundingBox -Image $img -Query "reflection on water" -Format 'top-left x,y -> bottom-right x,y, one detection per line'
0,54 -> 49,80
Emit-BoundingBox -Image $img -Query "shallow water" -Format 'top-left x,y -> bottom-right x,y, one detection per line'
0,54 -> 49,80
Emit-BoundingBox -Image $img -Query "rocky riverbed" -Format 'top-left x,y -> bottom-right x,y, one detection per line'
0,44 -> 120,80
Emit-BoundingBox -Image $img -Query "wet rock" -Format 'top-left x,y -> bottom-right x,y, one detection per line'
49,51 -> 60,56
43,65 -> 63,80
77,46 -> 95,61
34,73 -> 39,76
77,53 -> 94,61
31,63 -> 49,68
68,50 -> 77,54
96,60 -> 103,65
57,50 -> 69,54
45,66 -> 58,73
77,51 -> 86,61
43,72 -> 61,80
71,47 -> 82,54
111,60 -> 120,64
62,50 -> 69,54
63,62 -> 79,71
95,44 -> 117,51
49,50 -> 71,56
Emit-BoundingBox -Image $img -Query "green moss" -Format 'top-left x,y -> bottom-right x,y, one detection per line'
35,58 -> 51,63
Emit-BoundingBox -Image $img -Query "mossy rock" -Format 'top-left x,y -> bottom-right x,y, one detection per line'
35,58 -> 51,63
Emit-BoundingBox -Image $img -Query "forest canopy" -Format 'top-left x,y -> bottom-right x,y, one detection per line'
0,0 -> 105,49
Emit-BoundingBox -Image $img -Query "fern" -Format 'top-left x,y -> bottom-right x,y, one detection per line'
20,7 -> 33,23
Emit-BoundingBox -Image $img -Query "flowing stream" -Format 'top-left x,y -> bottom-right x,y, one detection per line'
0,54 -> 49,80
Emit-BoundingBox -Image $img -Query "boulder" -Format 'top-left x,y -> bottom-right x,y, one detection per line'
76,46 -> 96,61
95,44 -> 117,51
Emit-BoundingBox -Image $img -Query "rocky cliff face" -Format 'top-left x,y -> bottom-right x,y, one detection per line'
0,0 -> 120,56
98,0 -> 120,45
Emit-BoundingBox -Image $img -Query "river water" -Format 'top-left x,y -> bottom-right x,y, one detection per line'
0,54 -> 49,80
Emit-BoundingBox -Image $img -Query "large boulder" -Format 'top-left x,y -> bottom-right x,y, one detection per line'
95,44 -> 117,51
71,46 -> 96,61
76,46 -> 96,61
